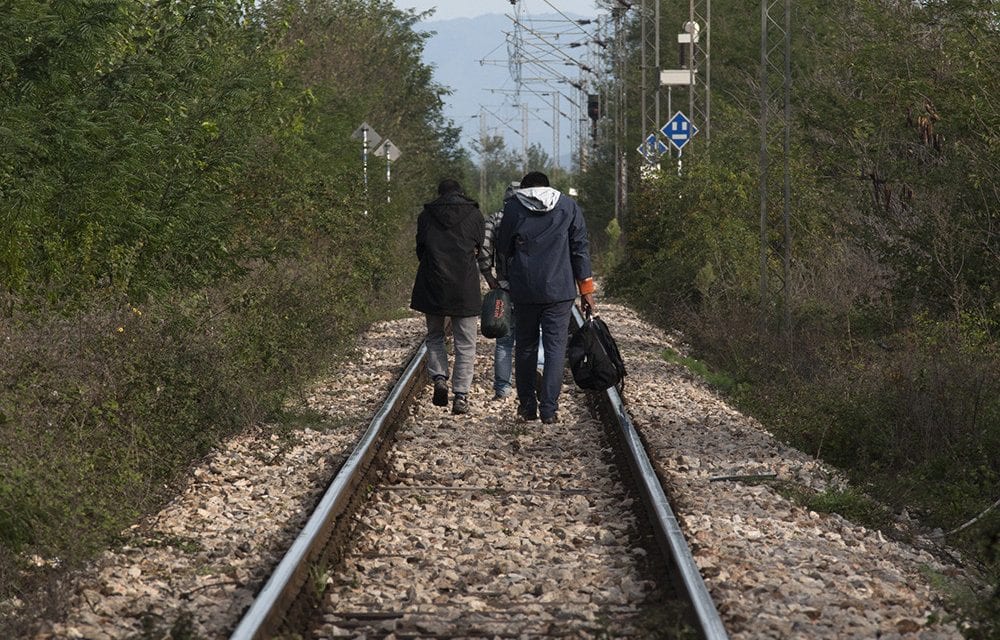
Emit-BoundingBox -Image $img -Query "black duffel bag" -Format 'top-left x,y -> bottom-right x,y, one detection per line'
567,312 -> 626,391
480,288 -> 512,338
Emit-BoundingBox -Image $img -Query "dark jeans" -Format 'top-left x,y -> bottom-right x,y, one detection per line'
513,299 -> 574,419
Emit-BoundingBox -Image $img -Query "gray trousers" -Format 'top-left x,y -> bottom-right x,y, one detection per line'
425,314 -> 478,395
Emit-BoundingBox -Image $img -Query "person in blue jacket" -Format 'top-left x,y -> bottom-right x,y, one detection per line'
495,171 -> 596,424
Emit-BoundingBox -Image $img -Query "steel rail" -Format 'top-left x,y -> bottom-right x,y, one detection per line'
229,343 -> 428,640
571,306 -> 729,640
233,310 -> 726,639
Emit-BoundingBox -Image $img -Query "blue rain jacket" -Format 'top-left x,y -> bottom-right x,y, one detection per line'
495,187 -> 593,305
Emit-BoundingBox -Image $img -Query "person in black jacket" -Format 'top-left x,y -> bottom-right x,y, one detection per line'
410,179 -> 485,415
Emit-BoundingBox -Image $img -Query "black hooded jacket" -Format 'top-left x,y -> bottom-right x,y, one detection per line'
410,191 -> 485,317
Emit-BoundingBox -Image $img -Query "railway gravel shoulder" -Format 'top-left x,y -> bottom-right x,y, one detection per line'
27,303 -> 971,639
599,302 -> 965,639
30,318 -> 426,640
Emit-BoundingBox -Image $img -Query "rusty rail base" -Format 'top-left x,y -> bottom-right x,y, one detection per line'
571,306 -> 729,640
229,343 -> 428,640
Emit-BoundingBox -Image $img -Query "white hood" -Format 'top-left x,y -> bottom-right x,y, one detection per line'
514,186 -> 561,212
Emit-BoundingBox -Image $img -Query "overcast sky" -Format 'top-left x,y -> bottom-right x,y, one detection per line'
390,0 -> 604,161
393,0 -> 600,21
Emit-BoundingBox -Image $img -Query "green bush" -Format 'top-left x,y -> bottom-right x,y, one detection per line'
0,0 -> 465,628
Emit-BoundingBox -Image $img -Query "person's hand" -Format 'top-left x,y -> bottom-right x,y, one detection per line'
580,293 -> 596,315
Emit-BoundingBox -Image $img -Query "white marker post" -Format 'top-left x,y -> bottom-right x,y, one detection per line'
373,139 -> 401,204
351,122 -> 382,216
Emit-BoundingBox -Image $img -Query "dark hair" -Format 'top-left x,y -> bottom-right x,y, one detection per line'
437,179 -> 463,195
519,171 -> 549,188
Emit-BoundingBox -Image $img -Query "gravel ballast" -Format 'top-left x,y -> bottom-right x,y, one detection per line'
27,303 -> 966,639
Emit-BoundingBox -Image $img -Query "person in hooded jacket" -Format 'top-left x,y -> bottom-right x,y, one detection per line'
495,171 -> 596,424
478,181 -> 520,400
410,179 -> 485,415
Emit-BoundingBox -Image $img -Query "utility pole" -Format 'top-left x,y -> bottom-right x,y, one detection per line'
522,103 -> 530,172
612,4 -> 628,233
639,0 -> 661,153
689,0 -> 711,143
759,0 -> 792,329
503,2 -> 600,173
553,92 -> 560,171
479,108 -> 487,205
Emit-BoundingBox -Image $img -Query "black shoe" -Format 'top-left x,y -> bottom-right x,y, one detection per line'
452,394 -> 469,415
432,377 -> 448,407
517,406 -> 538,422
541,413 -> 559,424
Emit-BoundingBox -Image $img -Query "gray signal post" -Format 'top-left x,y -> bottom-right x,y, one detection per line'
373,139 -> 402,204
351,122 -> 382,216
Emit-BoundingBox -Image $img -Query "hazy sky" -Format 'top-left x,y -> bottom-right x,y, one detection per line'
391,0 -> 604,161
393,0 -> 601,21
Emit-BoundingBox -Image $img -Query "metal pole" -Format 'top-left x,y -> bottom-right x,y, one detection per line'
759,0 -> 769,307
655,0 -> 661,130
759,0 -> 793,327
641,0 -> 649,138
667,87 -> 673,160
479,109 -> 487,205
613,10 -> 622,230
386,157 -> 391,204
689,0 -> 696,121
782,0 -> 792,330
362,128 -> 369,216
522,103 -> 529,172
554,92 -> 560,171
706,0 -> 712,143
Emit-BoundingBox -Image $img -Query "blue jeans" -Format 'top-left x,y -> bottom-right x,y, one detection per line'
494,315 -> 515,396
513,300 -> 573,419
495,313 -> 545,396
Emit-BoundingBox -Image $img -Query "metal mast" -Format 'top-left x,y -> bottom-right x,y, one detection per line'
758,0 -> 792,327
639,0 -> 660,145
612,4 -> 628,230
688,0 -> 710,143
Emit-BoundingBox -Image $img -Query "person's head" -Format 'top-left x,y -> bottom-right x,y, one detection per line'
503,181 -> 520,200
437,178 -> 463,196
519,171 -> 549,188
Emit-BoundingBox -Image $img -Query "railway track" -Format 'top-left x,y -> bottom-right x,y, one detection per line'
232,308 -> 726,639
31,304 -> 965,640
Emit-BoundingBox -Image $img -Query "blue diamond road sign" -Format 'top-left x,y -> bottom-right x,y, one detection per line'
661,111 -> 698,151
637,133 -> 669,164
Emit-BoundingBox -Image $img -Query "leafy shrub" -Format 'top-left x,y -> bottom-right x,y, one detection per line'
0,0 -> 463,629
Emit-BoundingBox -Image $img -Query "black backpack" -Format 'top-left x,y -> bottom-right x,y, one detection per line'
567,313 -> 626,391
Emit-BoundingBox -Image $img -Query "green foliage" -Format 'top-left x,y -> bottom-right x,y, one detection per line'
599,0 -> 1000,632
609,150 -> 759,310
0,0 -> 463,628
661,348 -> 740,396
792,0 -> 1000,319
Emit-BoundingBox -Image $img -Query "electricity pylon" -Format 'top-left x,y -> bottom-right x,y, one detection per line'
758,0 -> 792,328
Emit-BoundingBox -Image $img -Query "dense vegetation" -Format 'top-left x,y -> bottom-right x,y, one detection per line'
1,0 -> 995,634
587,0 -> 998,633
0,0 -> 466,629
